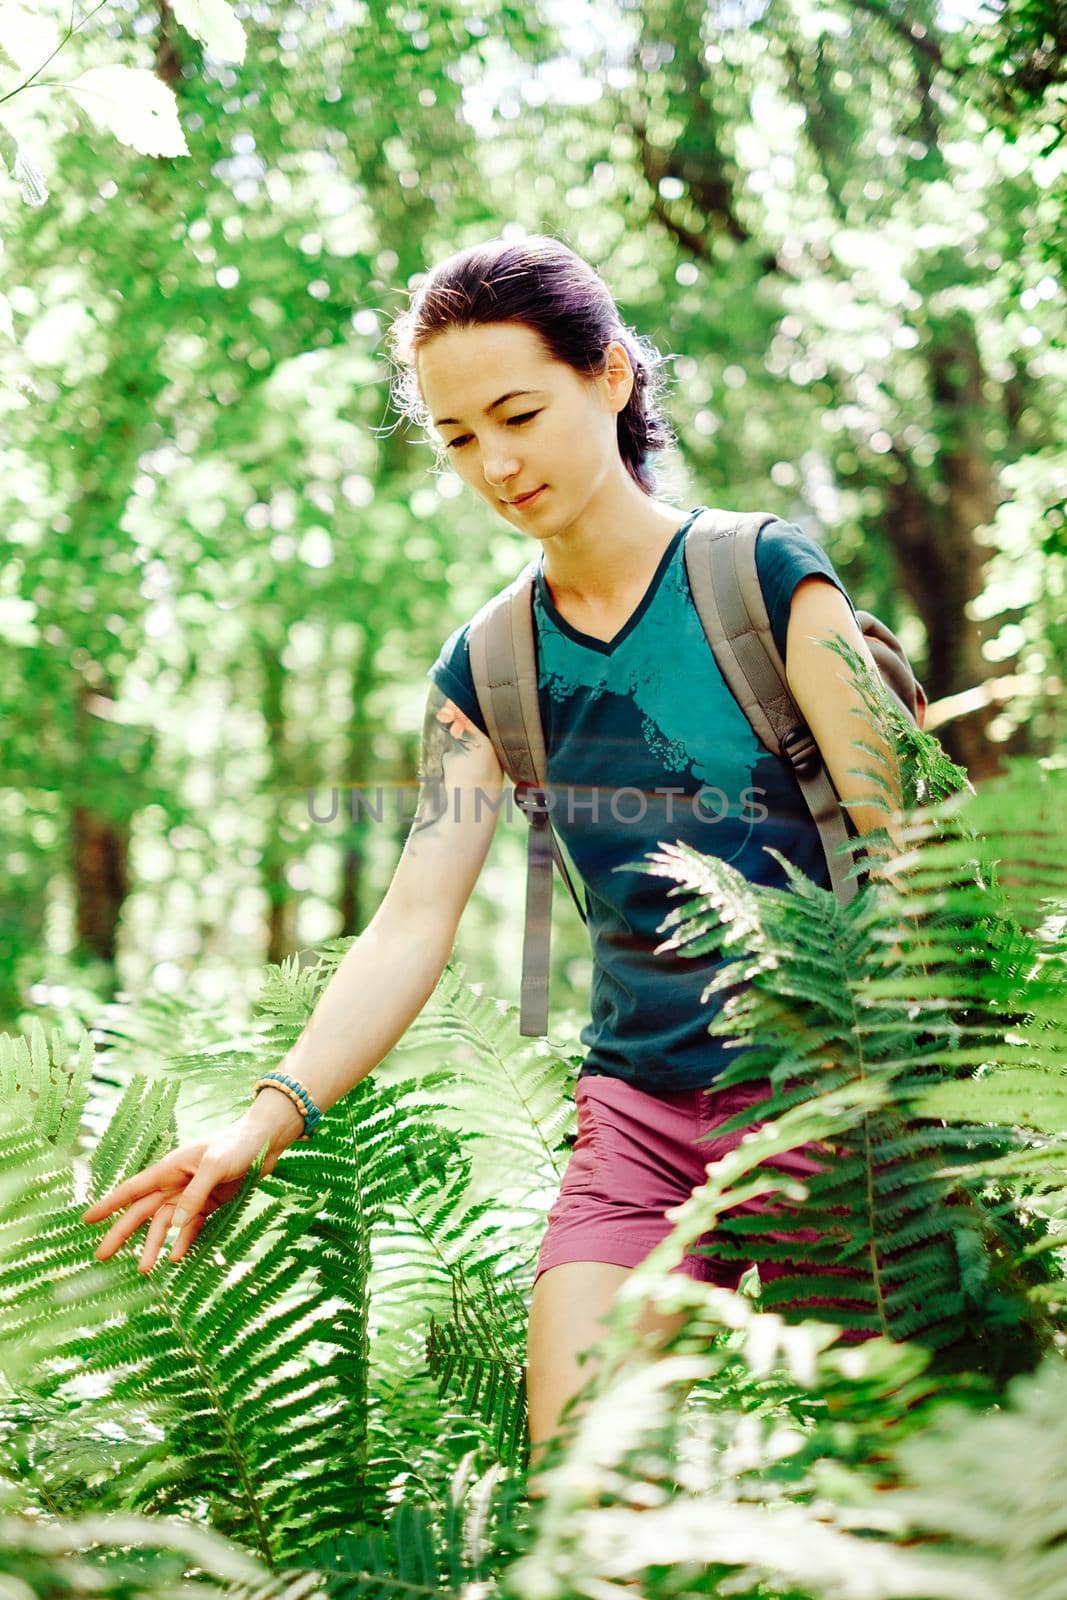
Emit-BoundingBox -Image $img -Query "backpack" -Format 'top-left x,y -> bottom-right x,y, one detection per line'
468,507 -> 928,1037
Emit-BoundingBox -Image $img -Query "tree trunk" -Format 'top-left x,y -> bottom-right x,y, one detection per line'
338,644 -> 378,937
885,312 -> 1006,777
71,679 -> 129,970
260,642 -> 292,968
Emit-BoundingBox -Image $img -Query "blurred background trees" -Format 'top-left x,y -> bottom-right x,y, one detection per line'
0,0 -> 1062,1036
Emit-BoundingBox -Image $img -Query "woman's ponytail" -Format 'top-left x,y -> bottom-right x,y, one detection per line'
613,337 -> 675,496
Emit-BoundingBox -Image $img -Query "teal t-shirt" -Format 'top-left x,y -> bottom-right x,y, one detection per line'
428,508 -> 860,1092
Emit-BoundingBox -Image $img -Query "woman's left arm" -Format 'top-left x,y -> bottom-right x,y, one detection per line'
784,576 -> 906,864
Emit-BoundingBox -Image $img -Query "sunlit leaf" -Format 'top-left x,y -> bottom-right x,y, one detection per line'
65,66 -> 189,159
170,0 -> 247,65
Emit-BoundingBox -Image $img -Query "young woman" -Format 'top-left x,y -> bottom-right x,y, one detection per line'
83,234 -> 897,1497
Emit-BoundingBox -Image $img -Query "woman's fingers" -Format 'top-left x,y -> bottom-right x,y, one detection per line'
167,1208 -> 208,1264
138,1200 -> 178,1275
83,1125 -> 267,1271
95,1188 -> 215,1273
92,1189 -> 168,1261
82,1172 -> 166,1224
146,1196 -> 216,1272
82,1151 -> 196,1224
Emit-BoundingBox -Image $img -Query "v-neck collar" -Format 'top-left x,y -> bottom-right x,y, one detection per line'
535,506 -> 703,656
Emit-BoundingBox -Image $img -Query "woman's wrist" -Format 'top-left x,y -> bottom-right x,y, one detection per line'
241,1084 -> 306,1151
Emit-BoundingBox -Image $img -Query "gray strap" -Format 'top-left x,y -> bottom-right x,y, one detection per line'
468,562 -> 540,786
468,568 -> 586,1036
515,789 -> 554,1036
490,575 -> 587,923
685,509 -> 859,905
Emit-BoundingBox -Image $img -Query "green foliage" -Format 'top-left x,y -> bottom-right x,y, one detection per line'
494,720 -> 1067,1590
426,1274 -> 529,1478
505,1286 -> 1067,1600
0,1509 -> 274,1600
400,960 -> 583,1190
3,1056 -> 374,1555
0,964 -> 569,1589
624,731 -> 1066,1367
0,0 -> 247,196
2,0 -> 1066,1593
4,749 -> 1067,1597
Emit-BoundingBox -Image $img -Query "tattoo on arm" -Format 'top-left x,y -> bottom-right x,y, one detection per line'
410,687 -> 481,838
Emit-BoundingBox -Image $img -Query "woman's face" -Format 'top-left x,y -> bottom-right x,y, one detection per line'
415,321 -> 633,537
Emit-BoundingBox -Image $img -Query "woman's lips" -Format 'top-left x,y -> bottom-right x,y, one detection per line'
510,485 -> 546,508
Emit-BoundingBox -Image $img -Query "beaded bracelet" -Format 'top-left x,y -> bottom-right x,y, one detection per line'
253,1075 -> 320,1141
253,1071 -> 322,1141
254,1079 -> 309,1133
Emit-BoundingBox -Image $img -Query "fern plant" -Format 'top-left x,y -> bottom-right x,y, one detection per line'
0,1508 -> 279,1600
600,639 -> 1067,1373
377,963 -> 589,1462
1,1058 -> 372,1558
0,987 -> 549,1589
398,960 -> 582,1176
5,630 -> 1066,1599
505,1272 -> 1067,1600
53,943 -> 589,1529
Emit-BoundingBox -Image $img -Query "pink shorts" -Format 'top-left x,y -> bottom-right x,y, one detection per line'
535,1073 -> 874,1339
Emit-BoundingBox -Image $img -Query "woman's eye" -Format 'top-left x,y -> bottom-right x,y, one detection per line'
444,411 -> 540,450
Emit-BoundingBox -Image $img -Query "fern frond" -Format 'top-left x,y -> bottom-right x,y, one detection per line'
286,1465 -> 506,1600
817,1349 -> 1067,1600
77,954 -> 539,1508
506,1301 -> 1000,1600
0,1061 -> 377,1558
0,1022 -> 95,1147
426,1269 -> 529,1468
820,631 -> 975,815
629,755 -> 1067,1373
400,960 -> 580,1190
0,1062 -> 173,1376
68,1167 -> 370,1559
0,1509 -> 273,1599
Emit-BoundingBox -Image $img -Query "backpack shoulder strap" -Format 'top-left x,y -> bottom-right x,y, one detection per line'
468,565 -> 587,1037
468,561 -> 545,788
684,508 -> 861,906
684,508 -> 796,755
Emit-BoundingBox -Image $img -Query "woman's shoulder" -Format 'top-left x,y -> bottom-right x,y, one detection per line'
752,517 -> 855,661
427,619 -> 490,738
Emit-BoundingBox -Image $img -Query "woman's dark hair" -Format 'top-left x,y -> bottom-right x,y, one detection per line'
388,234 -> 675,495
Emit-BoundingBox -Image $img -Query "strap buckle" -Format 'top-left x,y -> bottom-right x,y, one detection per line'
513,781 -> 553,820
781,723 -> 822,780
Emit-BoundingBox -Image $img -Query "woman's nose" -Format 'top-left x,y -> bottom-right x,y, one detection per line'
483,451 -> 520,488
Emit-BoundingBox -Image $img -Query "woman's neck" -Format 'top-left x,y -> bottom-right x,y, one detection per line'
538,481 -> 688,609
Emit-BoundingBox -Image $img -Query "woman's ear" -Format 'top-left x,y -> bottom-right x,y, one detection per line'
603,339 -> 635,414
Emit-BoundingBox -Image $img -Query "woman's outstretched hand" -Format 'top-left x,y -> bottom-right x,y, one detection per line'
80,1111 -> 296,1274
